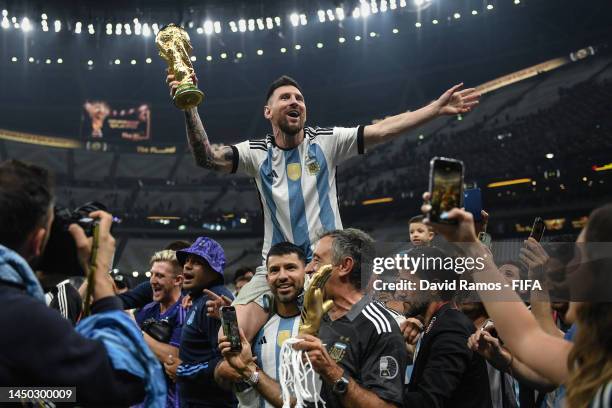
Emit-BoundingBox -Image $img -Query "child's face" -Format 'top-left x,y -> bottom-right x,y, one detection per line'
409,222 -> 434,246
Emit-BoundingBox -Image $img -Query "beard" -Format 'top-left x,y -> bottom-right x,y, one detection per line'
405,300 -> 430,319
278,116 -> 304,136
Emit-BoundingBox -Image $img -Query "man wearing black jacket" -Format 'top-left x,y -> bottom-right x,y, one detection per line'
0,160 -> 155,405
403,247 -> 492,408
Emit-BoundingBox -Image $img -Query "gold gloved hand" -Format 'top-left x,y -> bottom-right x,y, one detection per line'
299,264 -> 334,336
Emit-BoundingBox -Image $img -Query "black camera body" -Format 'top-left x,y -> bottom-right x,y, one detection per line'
38,202 -> 108,279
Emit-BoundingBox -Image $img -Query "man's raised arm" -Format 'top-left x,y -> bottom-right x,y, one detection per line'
167,73 -> 235,173
363,83 -> 480,149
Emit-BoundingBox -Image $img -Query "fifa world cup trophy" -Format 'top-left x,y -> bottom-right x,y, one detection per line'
155,24 -> 204,109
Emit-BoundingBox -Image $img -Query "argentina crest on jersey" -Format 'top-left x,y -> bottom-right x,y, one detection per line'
328,337 -> 350,362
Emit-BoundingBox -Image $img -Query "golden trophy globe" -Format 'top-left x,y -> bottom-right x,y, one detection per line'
155,24 -> 204,109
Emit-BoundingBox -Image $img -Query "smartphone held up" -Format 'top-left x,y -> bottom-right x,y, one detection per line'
220,306 -> 242,352
428,157 -> 465,224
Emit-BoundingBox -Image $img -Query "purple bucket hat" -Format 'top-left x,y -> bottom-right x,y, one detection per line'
176,237 -> 226,277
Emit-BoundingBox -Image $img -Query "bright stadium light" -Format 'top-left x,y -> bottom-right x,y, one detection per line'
142,23 -> 150,36
21,17 -> 32,32
236,52 -> 243,58
400,0 -> 407,7
381,0 -> 388,12
266,17 -> 273,29
299,14 -> 307,25
318,10 -> 325,22
454,12 -> 461,19
131,59 -> 137,64
115,23 -> 122,35
369,31 -> 376,37
360,2 -> 371,17
87,59 -> 93,65
45,58 -> 51,64
394,27 -> 400,33
132,271 -> 139,278
290,13 -> 299,27
487,4 -> 494,10
336,7 -> 345,20
294,44 -> 301,50
124,24 -> 131,35
40,13 -> 47,20
54,20 -> 61,32
145,271 -> 151,278
204,20 -> 213,34
338,36 -> 345,43
1,17 -> 9,29
256,18 -> 264,30
248,19 -> 255,31
546,153 -> 554,159
371,0 -> 379,14
229,21 -> 238,32
238,19 -> 246,32
514,0 -> 521,4
316,42 -> 323,48
432,19 -> 438,24
352,7 -> 361,18
280,47 -> 287,53
390,0 -> 397,10
415,22 -> 421,27
2,9 -> 7,16
11,56 -> 17,62
74,21 -> 82,33
57,58 -> 63,64
114,58 -> 120,65
28,57 -> 34,62
256,49 -> 263,55
196,27 -> 203,34
326,9 -> 335,21
88,23 -> 95,34
152,23 -> 159,35
145,57 -> 152,63
274,16 -> 281,27
206,55 -> 212,61
220,52 -> 227,59
354,35 -> 361,41
472,10 -> 478,15
214,21 -> 221,33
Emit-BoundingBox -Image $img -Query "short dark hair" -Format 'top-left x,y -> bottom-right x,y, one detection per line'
265,75 -> 303,103
233,266 -> 255,284
165,240 -> 191,251
266,242 -> 307,267
318,228 -> 375,290
409,215 -> 426,225
0,160 -> 54,251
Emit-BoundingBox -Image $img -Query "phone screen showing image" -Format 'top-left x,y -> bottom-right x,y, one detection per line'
429,157 -> 464,224
221,306 -> 242,352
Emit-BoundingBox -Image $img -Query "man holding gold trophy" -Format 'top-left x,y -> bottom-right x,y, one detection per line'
158,22 -> 479,354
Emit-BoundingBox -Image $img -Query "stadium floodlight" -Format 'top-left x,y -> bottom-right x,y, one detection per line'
28,57 -> 34,62
204,20 -> 213,34
400,0 -> 407,7
45,58 -> 51,64
88,59 -> 93,65
142,22 -> 150,36
145,271 -> 151,278
229,21 -> 238,32
336,7 -> 345,20
414,22 -> 421,28
130,59 -> 136,65
115,23 -> 122,35
248,19 -> 255,31
238,19 -> 246,32
57,58 -> 63,64
370,0 -> 379,14
472,10 -> 478,15
190,56 -> 196,61
290,13 -> 299,27
114,59 -> 120,65
369,31 -> 376,37
432,19 -> 438,24
145,57 -> 151,63
414,0 -> 424,6
1,10 -> 6,17
316,42 -> 323,48
352,7 -> 361,18
454,12 -> 461,19
13,22 -> 20,29
2,17 -> 9,29
394,27 -> 400,33
214,21 -> 221,33
88,23 -> 95,34
21,17 -> 32,32
514,0 -> 520,4
326,9 -> 335,21
256,18 -> 264,30
266,17 -> 273,29
132,271 -> 139,278
280,47 -> 287,53
294,44 -> 301,50
354,35 -> 361,41
236,52 -> 243,58
257,49 -> 263,55
54,20 -> 61,32
151,23 -> 159,35
74,21 -> 82,34
206,55 -> 212,61
360,2 -> 371,17
487,4 -> 494,10
274,16 -> 281,27
318,10 -> 325,22
11,56 -> 17,62
338,37 -> 346,43
40,13 -> 47,20
196,27 -> 203,34
124,24 -> 131,35
381,0 -> 388,12
390,0 -> 397,10
220,52 -> 227,59
299,14 -> 307,26
546,153 -> 554,159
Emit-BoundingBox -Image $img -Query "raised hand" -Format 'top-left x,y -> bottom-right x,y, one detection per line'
204,289 -> 232,319
434,83 -> 481,116
520,237 -> 550,280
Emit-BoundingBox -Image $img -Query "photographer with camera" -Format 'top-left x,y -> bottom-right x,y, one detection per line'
0,159 -> 165,406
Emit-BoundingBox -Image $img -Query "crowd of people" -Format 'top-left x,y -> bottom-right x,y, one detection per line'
0,72 -> 610,408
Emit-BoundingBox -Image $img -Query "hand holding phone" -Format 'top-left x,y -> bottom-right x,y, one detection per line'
220,306 -> 242,352
529,217 -> 546,242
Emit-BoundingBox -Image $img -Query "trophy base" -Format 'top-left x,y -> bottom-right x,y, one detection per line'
174,84 -> 204,110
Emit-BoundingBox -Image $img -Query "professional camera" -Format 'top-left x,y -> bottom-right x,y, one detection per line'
38,202 -> 110,283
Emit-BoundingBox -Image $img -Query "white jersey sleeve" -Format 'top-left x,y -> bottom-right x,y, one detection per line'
311,126 -> 365,167
231,139 -> 266,177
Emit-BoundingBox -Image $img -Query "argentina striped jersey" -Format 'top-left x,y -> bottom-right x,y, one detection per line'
231,126 -> 365,262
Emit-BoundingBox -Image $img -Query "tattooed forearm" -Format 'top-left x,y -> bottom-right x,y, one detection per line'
184,107 -> 233,172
